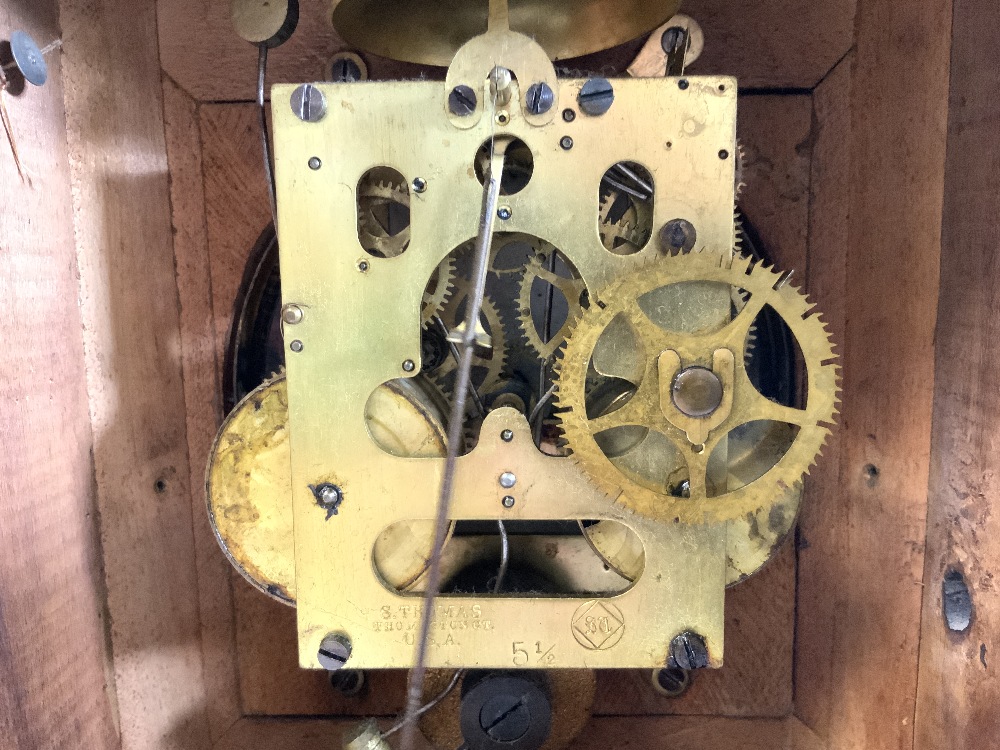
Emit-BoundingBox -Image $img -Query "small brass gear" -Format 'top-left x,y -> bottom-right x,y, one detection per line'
598,189 -> 652,253
517,251 -> 587,361
555,248 -> 839,524
358,176 -> 410,258
430,280 -> 509,395
422,255 -> 457,326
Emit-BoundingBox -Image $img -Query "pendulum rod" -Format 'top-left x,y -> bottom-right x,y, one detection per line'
398,127 -> 509,750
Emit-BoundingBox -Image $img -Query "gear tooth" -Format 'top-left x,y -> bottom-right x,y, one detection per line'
555,245 -> 839,524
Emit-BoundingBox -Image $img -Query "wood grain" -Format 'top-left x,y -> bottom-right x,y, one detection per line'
215,715 -> 824,750
59,0 -> 214,746
0,3 -> 120,749
162,76 -> 243,742
821,0 -> 952,745
156,0 -> 854,102
794,54 -> 851,738
914,0 -> 1000,745
595,546 -> 795,717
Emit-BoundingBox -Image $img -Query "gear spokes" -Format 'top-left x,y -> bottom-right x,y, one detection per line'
556,248 -> 840,523
517,250 -> 587,361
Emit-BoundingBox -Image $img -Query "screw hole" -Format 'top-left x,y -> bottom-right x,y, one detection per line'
863,463 -> 879,487
652,667 -> 691,697
154,479 -> 167,494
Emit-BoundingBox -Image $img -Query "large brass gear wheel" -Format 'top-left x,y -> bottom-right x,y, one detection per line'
357,173 -> 410,258
517,251 -> 587,361
555,248 -> 839,524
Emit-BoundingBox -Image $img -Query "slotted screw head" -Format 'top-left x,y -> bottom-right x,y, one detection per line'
525,82 -> 555,115
290,84 -> 327,122
331,56 -> 363,82
449,85 -> 477,116
578,78 -> 614,116
318,633 -> 352,671
480,694 -> 531,741
669,631 -> 710,670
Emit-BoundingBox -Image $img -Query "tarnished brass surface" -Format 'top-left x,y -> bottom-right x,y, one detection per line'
272,63 -> 738,668
206,375 -> 452,602
330,0 -> 684,66
207,374 -> 296,603
556,249 -> 840,524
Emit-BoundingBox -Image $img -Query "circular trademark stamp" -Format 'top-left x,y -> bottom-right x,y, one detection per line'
571,600 -> 625,650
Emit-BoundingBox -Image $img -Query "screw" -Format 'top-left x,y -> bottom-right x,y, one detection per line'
318,633 -> 352,671
358,260 -> 370,273
331,56 -> 363,82
658,218 -> 697,253
308,156 -> 322,170
497,206 -> 512,221
480,694 -> 531,742
560,136 -> 574,150
290,84 -> 328,123
502,495 -> 516,508
719,149 -> 730,160
678,79 -> 689,90
499,472 -> 517,489
290,339 -> 304,352
330,669 -> 365,695
501,429 -> 514,442
281,304 -> 304,325
412,177 -> 427,193
312,483 -> 344,518
669,631 -> 710,670
525,82 -> 555,115
402,359 -> 416,372
661,26 -> 687,55
562,108 -> 576,122
449,84 -> 477,116
578,78 -> 614,116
